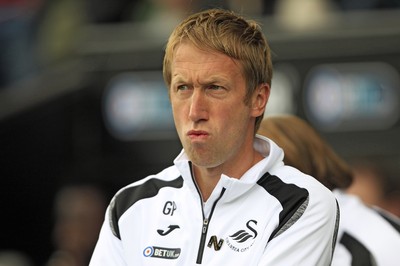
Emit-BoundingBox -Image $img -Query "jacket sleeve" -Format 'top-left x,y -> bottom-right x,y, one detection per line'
258,186 -> 339,266
89,205 -> 128,266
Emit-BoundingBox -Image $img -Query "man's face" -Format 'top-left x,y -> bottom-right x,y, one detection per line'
169,43 -> 258,170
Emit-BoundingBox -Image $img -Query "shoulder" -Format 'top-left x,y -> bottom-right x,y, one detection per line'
373,207 -> 400,233
267,165 -> 338,228
332,190 -> 400,265
334,190 -> 400,234
268,165 -> 335,203
108,165 -> 183,239
258,167 -> 338,241
116,165 -> 182,196
114,167 -> 183,209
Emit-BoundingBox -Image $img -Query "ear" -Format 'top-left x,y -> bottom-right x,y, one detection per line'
251,83 -> 270,117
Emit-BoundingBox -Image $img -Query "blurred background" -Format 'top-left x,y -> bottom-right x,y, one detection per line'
1,0 -> 400,265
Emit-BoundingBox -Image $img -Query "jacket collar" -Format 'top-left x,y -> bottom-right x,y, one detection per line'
173,135 -> 285,203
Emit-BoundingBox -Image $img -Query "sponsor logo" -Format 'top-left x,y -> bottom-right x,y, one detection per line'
157,225 -> 180,236
208,235 -> 224,250
226,220 -> 258,253
143,246 -> 181,259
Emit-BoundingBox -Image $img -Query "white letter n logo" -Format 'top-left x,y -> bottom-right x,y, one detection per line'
207,235 -> 224,251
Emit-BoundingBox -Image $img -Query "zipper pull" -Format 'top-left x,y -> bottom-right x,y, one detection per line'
202,218 -> 209,233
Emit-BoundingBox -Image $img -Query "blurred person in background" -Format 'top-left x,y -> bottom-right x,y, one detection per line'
90,8 -> 339,265
348,156 -> 400,219
258,114 -> 400,266
46,183 -> 107,266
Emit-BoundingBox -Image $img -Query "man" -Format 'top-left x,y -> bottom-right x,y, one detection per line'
90,9 -> 339,265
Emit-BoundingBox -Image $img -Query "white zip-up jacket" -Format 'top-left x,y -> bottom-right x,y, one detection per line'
90,136 -> 339,265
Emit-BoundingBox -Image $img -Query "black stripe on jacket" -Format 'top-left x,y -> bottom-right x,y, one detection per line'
109,176 -> 184,239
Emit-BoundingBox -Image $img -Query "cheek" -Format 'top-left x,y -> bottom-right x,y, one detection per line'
222,101 -> 250,121
171,103 -> 186,130
171,101 -> 183,118
214,106 -> 249,135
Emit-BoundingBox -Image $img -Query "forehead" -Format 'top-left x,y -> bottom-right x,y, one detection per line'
171,43 -> 243,76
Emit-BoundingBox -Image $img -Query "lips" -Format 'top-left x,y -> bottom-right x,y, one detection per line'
187,130 -> 209,139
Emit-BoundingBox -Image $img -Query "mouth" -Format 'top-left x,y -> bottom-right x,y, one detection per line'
187,130 -> 209,140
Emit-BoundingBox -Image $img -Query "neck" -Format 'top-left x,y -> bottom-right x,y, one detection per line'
192,166 -> 220,202
192,150 -> 264,201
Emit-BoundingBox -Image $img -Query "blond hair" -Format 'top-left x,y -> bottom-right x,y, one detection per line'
163,8 -> 273,131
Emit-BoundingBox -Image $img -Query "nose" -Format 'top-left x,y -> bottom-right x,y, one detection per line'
189,89 -> 208,122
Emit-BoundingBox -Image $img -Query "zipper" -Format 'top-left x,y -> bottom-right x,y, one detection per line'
195,188 -> 226,264
189,162 -> 226,264
196,218 -> 209,263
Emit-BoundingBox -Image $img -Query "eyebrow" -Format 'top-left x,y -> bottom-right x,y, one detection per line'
171,75 -> 187,85
171,74 -> 230,85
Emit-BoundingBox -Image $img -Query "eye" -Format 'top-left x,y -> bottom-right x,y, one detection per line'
177,84 -> 189,91
207,85 -> 223,91
205,84 -> 228,98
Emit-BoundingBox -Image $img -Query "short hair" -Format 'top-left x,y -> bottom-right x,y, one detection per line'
163,8 -> 273,131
